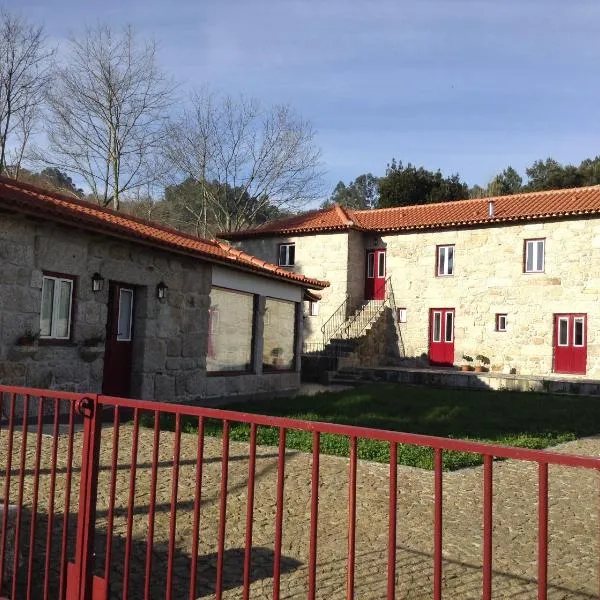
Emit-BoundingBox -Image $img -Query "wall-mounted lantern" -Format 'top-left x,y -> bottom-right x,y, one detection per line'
156,281 -> 168,301
91,272 -> 105,292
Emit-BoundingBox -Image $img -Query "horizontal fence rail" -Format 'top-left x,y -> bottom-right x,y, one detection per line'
2,384 -> 600,599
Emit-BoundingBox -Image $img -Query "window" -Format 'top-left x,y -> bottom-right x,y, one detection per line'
397,308 -> 407,323
207,287 -> 255,373
278,243 -> 295,267
263,298 -> 297,371
437,245 -> 454,276
444,311 -> 454,342
309,301 -> 319,316
573,317 -> 585,347
378,252 -> 386,277
496,313 -> 507,332
524,239 -> 545,273
40,274 -> 74,340
432,311 -> 442,342
367,252 -> 375,278
557,317 -> 569,346
117,288 -> 134,341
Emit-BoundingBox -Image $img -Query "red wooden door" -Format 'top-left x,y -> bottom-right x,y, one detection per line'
553,314 -> 587,374
365,249 -> 386,300
103,283 -> 135,397
429,308 -> 455,367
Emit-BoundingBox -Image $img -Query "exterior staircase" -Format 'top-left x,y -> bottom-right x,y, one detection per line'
301,278 -> 405,382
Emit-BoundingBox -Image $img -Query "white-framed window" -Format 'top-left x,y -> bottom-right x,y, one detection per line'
557,317 -> 569,346
444,311 -> 454,342
496,313 -> 507,332
437,245 -> 454,276
367,252 -> 375,278
278,243 -> 295,267
309,301 -> 319,316
573,317 -> 585,347
397,308 -> 407,323
40,274 -> 74,339
378,252 -> 386,277
432,311 -> 442,342
117,288 -> 134,341
524,239 -> 545,273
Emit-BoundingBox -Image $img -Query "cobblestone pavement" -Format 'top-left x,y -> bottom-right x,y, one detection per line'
1,425 -> 599,599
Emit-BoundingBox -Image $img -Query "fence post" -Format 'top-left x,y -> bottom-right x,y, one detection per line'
67,395 -> 102,600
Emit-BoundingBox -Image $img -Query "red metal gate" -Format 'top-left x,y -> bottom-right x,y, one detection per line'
2,384 -> 600,599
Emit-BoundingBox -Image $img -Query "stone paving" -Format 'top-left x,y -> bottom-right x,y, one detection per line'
1,424 -> 599,599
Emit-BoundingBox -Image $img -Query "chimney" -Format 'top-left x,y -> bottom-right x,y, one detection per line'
488,200 -> 495,218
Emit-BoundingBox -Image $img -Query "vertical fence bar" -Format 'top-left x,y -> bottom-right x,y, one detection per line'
387,441 -> 398,600
308,431 -> 320,600
103,407 -> 120,597
144,411 -> 161,600
242,423 -> 257,600
346,436 -> 357,600
538,462 -> 549,600
273,427 -> 287,600
58,402 -> 75,600
0,393 -> 15,594
189,416 -> 205,600
11,394 -> 29,599
74,395 -> 103,600
122,408 -> 140,600
433,447 -> 443,600
165,413 -> 182,600
215,420 -> 230,600
482,454 -> 493,600
26,397 -> 45,599
43,397 -> 60,600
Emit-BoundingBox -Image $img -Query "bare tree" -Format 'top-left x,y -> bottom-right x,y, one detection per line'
43,25 -> 173,210
0,10 -> 53,174
164,89 -> 324,233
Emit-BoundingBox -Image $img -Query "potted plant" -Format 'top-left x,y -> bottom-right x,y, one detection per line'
16,330 -> 39,346
79,335 -> 105,362
461,354 -> 474,372
271,347 -> 284,368
475,354 -> 490,372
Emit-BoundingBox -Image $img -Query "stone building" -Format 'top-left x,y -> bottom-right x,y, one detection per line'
220,186 -> 600,379
0,177 -> 327,403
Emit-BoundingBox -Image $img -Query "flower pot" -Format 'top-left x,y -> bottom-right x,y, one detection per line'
460,365 -> 473,372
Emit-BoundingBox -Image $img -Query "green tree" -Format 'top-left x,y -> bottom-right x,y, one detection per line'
377,160 -> 468,208
487,166 -> 523,196
323,173 -> 379,209
525,158 -> 582,191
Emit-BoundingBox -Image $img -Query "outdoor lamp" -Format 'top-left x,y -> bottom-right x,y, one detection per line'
156,281 -> 168,301
91,272 -> 104,292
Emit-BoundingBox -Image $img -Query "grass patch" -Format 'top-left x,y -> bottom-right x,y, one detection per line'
141,384 -> 599,470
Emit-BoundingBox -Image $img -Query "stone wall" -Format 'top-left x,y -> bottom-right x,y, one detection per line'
0,212 -> 302,402
234,233 -> 351,345
383,217 -> 600,377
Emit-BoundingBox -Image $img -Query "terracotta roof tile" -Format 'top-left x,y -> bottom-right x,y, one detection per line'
221,186 -> 600,238
221,203 -> 355,238
0,177 -> 328,289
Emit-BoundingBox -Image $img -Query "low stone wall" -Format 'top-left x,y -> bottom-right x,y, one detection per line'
338,366 -> 600,396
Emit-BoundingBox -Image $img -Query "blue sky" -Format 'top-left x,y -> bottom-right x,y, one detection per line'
11,0 -> 600,197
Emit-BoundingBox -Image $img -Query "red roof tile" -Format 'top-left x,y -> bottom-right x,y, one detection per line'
0,177 -> 328,289
221,203 -> 355,238
221,186 -> 600,238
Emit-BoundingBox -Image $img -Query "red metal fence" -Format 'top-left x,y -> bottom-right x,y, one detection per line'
1,384 -> 600,599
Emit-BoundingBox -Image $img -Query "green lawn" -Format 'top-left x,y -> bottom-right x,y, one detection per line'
147,384 -> 600,470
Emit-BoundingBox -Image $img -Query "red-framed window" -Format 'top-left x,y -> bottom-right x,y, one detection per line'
436,244 -> 455,276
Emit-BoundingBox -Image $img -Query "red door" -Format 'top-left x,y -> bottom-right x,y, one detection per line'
429,308 -> 455,367
365,249 -> 386,300
103,283 -> 135,397
553,314 -> 587,374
